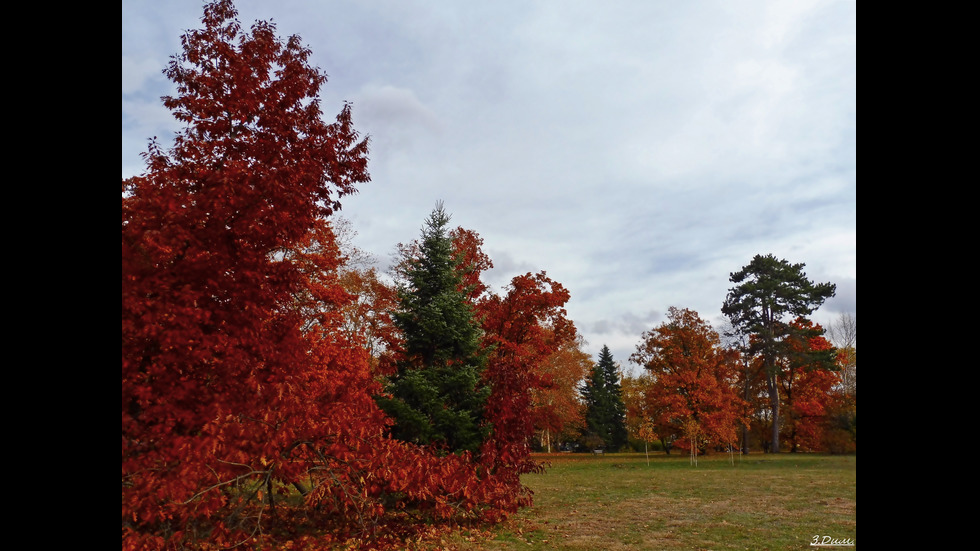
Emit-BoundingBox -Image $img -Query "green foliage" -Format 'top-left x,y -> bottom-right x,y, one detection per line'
721,253 -> 837,374
377,202 -> 491,454
580,345 -> 629,451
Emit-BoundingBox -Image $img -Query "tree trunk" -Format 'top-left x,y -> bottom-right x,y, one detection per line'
767,373 -> 780,453
266,476 -> 277,519
741,372 -> 751,454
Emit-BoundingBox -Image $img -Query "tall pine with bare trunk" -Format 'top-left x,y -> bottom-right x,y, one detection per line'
721,254 -> 836,453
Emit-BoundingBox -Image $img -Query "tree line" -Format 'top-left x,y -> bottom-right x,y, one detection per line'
539,288 -> 856,459
621,304 -> 856,458
121,2 -> 855,548
574,254 -> 856,458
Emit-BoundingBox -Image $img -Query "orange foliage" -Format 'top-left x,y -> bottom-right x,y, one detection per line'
532,337 -> 592,447
629,307 -> 748,453
336,265 -> 399,376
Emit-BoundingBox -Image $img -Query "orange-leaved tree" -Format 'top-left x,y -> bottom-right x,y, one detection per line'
337,264 -> 400,376
629,307 -> 747,456
532,335 -> 592,452
622,369 -> 672,453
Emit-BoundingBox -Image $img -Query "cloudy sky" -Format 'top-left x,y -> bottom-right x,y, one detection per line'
122,0 -> 856,372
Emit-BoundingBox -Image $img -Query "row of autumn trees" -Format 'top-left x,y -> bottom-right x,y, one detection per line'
122,2 -> 596,549
620,258 -> 856,458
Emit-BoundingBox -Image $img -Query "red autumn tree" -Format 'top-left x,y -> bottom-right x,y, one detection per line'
629,307 -> 747,455
451,226 -> 495,302
476,271 -> 576,511
736,346 -> 774,452
778,318 -> 841,452
121,1 -> 396,547
447,232 -> 580,509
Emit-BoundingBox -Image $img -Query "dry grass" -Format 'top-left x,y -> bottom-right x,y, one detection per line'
441,452 -> 856,550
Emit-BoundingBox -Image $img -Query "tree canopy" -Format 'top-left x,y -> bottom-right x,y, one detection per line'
629,307 -> 746,455
122,1 -> 379,546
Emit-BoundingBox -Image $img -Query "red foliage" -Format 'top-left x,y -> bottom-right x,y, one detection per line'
778,318 -> 842,452
122,1 -> 381,546
451,227 -> 495,302
476,272 -> 575,511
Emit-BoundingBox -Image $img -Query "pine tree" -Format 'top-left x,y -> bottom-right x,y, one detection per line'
722,254 -> 836,453
580,345 -> 629,451
377,202 -> 490,454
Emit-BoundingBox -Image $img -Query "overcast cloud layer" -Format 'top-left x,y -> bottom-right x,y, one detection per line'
122,0 -> 856,372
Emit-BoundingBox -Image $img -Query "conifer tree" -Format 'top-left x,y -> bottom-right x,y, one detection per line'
377,202 -> 490,454
580,345 -> 629,451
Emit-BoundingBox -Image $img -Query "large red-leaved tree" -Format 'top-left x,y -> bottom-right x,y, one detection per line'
122,1 -> 388,547
476,271 -> 576,508
778,318 -> 841,452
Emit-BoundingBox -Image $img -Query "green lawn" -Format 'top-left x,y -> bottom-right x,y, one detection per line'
446,452 -> 856,550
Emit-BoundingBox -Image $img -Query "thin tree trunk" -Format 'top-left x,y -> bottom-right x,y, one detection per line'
767,373 -> 780,453
741,364 -> 751,454
266,476 -> 277,520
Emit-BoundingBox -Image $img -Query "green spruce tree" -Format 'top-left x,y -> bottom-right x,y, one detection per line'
580,345 -> 629,451
377,202 -> 490,454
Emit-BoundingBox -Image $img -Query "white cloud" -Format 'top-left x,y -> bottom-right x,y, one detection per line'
121,56 -> 165,95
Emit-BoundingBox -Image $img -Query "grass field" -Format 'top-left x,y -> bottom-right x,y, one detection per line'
445,452 -> 856,550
